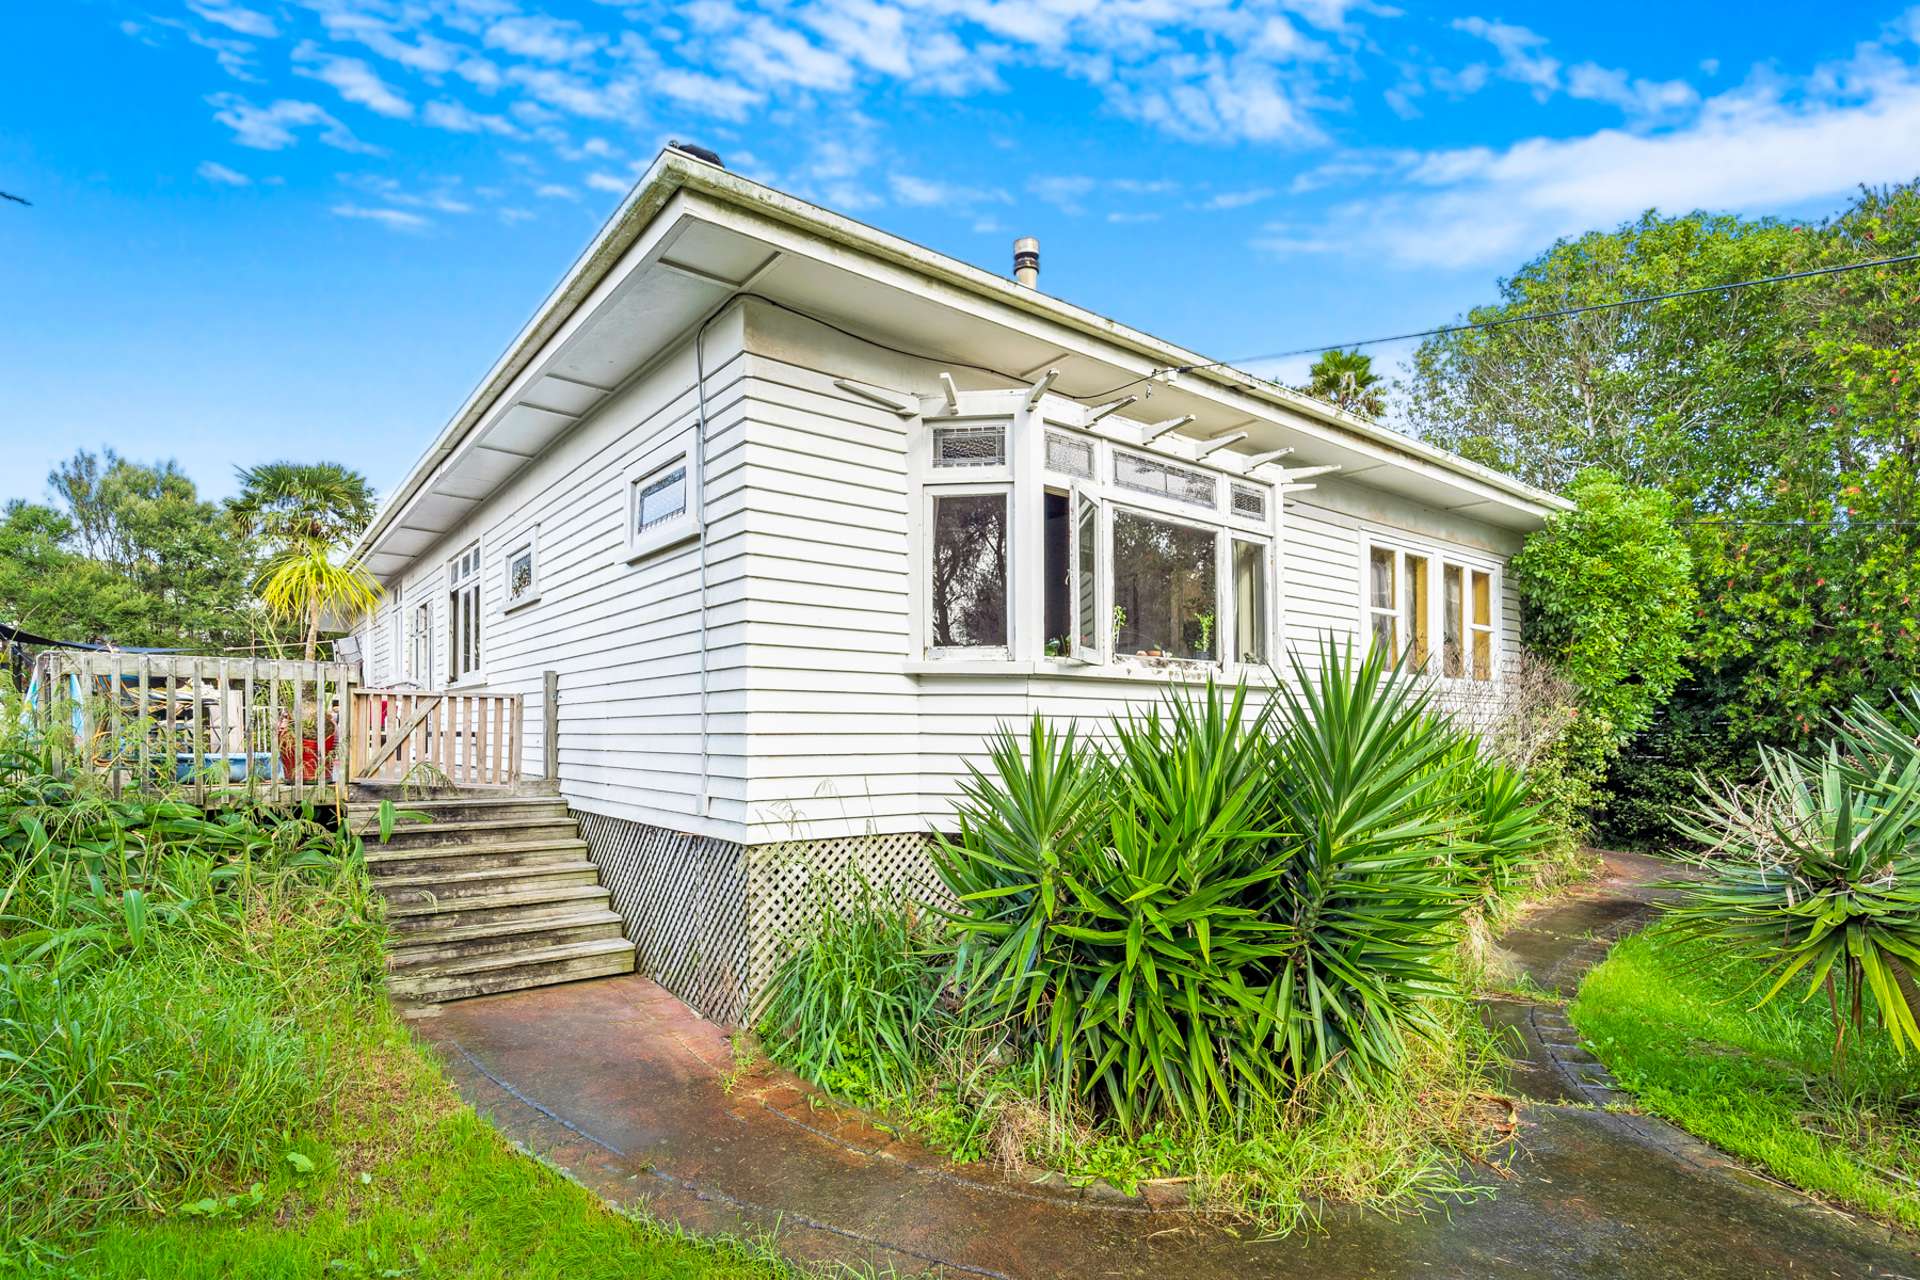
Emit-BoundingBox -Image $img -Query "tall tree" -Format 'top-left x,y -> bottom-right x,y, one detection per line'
1303,348 -> 1387,418
1402,183 -> 1920,838
231,461 -> 382,660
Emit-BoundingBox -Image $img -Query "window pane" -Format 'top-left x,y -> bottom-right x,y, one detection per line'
1113,450 -> 1216,508
1442,564 -> 1463,678
1371,613 -> 1396,657
1471,570 -> 1492,681
930,493 -> 1008,648
637,466 -> 687,532
1404,554 -> 1429,670
510,550 -> 534,601
1075,493 -> 1098,653
1112,509 -> 1218,661
1369,546 -> 1394,610
1042,492 -> 1070,656
1233,540 -> 1266,665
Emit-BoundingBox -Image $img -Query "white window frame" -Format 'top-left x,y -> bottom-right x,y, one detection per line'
447,542 -> 483,686
908,397 -> 1279,676
389,607 -> 405,684
409,597 -> 432,687
1360,533 -> 1501,684
923,481 -> 1015,659
504,525 -> 540,613
625,425 -> 701,563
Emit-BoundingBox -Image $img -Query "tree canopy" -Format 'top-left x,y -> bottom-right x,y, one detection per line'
1304,348 -> 1387,419
1404,181 -> 1920,757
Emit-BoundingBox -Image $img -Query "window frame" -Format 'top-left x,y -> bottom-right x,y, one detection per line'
922,481 -> 1015,659
447,542 -> 483,686
1360,533 -> 1501,685
409,598 -> 433,688
504,525 -> 540,613
624,425 -> 701,563
910,401 -> 1277,675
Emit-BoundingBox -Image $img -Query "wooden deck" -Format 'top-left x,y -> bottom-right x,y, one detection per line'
33,652 -> 534,805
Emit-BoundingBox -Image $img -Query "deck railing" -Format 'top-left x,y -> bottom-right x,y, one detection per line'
35,652 -> 358,806
347,688 -> 524,788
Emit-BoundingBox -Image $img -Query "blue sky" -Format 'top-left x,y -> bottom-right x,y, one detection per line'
4,1 -> 1919,507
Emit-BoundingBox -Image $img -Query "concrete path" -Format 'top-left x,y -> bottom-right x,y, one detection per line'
412,850 -> 1920,1278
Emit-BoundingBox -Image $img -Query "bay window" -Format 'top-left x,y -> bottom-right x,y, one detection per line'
916,404 -> 1275,671
1369,539 -> 1497,682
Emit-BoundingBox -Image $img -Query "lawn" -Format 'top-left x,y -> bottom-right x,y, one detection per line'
1569,925 -> 1920,1232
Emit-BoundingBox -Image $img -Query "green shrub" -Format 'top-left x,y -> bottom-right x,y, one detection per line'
754,875 -> 945,1101
932,638 -> 1491,1133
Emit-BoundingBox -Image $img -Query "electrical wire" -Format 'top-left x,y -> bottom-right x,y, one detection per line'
1073,251 -> 1920,401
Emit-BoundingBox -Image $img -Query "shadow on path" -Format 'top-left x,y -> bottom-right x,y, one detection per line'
412,849 -> 1920,1278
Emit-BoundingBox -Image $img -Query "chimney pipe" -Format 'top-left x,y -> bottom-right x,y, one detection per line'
1013,236 -> 1040,288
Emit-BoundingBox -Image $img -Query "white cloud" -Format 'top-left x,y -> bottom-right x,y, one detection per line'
889,174 -> 1009,208
196,159 -> 251,186
534,183 -> 578,199
206,93 -> 378,153
186,1 -> 276,39
293,43 -> 413,119
1029,174 -> 1097,213
485,15 -> 604,63
653,67 -> 765,120
331,204 -> 429,231
423,99 -> 523,137
505,65 -> 634,119
1203,187 -> 1274,210
318,11 -> 467,76
1566,62 -> 1698,120
726,18 -> 856,91
1452,16 -> 1559,99
585,171 -> 629,194
1261,49 -> 1920,269
1107,210 -> 1162,223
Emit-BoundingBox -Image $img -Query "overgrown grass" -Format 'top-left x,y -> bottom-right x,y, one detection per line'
1569,926 -> 1920,1232
0,734 -> 804,1279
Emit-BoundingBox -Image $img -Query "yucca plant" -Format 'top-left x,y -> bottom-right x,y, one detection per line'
1256,637 -> 1477,1083
934,684 -> 1296,1130
1667,743 -> 1920,1068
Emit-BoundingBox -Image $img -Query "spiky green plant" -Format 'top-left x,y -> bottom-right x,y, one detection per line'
932,638 -> 1488,1132
1666,743 -> 1920,1068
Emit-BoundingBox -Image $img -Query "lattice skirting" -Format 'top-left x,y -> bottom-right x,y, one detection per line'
576,811 -> 936,1025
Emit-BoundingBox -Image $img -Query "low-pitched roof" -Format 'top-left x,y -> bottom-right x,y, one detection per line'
354,148 -> 1563,577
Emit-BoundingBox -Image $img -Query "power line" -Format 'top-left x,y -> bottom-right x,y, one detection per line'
1079,251 -> 1920,400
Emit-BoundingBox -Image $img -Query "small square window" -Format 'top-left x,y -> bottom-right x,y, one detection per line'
625,427 -> 701,562
504,529 -> 539,611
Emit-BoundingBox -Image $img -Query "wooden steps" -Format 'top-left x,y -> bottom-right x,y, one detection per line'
352,790 -> 635,1003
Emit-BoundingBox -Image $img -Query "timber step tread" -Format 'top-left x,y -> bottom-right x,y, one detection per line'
396,936 -> 634,980
390,908 -> 625,950
375,862 -> 597,890
361,816 -> 578,837
388,950 -> 636,1002
384,883 -> 611,920
366,837 -> 589,865
401,935 -> 634,978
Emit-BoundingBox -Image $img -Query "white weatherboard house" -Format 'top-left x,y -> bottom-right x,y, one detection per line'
348,146 -> 1567,1021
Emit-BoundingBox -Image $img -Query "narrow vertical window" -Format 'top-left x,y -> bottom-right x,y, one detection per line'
1403,554 -> 1430,671
1074,491 -> 1099,658
929,492 -> 1008,650
1042,491 -> 1070,656
1233,539 -> 1267,665
411,601 -> 431,685
1367,546 -> 1397,660
1470,569 -> 1494,681
1442,564 -> 1464,678
448,545 -> 481,681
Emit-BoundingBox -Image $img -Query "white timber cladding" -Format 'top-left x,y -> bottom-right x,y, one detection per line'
351,309 -> 752,837
352,298 -> 1529,846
